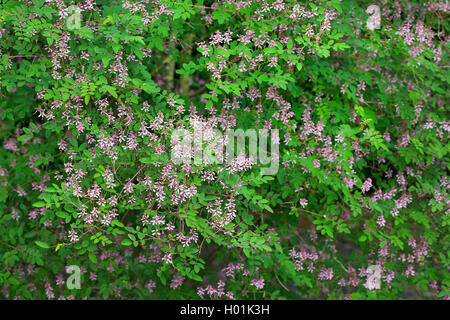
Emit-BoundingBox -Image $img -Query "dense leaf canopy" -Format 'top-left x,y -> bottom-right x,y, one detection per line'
0,0 -> 448,299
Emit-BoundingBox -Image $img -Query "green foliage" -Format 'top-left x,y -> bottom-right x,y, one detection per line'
0,0 -> 448,300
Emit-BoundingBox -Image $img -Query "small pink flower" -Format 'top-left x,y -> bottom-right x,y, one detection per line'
251,278 -> 265,289
362,178 -> 372,193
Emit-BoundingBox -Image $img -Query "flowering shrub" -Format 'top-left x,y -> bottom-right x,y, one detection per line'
0,0 -> 448,300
